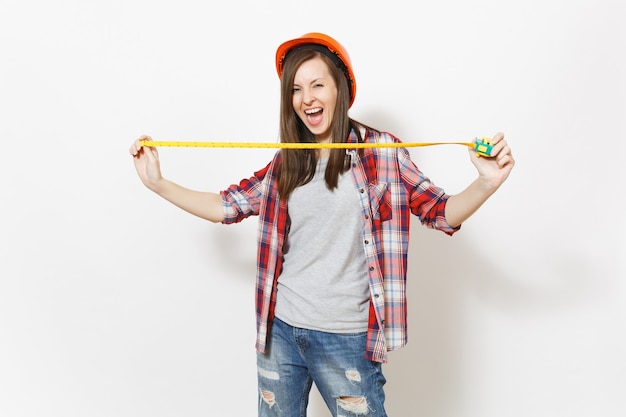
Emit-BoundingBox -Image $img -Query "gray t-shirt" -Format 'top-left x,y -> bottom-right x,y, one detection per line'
274,157 -> 370,333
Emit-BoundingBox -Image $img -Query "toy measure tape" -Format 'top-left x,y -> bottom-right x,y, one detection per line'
140,137 -> 494,157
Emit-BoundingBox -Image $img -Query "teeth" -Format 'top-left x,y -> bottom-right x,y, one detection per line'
305,108 -> 322,115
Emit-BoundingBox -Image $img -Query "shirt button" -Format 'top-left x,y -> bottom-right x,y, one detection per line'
365,214 -> 369,219
364,240 -> 369,244
360,188 -> 365,193
369,266 -> 375,271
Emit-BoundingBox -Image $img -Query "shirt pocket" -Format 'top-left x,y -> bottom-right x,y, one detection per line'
369,181 -> 392,221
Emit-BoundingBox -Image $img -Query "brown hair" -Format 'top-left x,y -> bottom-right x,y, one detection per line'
277,48 -> 362,200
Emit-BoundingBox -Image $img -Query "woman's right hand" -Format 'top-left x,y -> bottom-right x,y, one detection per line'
129,135 -> 164,192
128,135 -> 225,222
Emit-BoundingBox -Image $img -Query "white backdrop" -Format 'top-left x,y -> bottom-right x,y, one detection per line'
1,0 -> 625,416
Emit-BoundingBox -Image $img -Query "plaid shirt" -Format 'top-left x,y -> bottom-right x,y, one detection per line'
220,128 -> 459,363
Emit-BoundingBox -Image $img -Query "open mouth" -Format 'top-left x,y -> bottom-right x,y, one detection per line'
305,107 -> 324,125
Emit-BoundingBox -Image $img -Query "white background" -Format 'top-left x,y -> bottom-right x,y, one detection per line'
1,0 -> 625,416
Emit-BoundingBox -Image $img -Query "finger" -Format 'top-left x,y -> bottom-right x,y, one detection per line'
491,132 -> 505,145
129,140 -> 142,156
490,138 -> 510,158
141,136 -> 156,149
497,147 -> 514,168
130,139 -> 147,156
141,143 -> 159,162
130,135 -> 154,156
136,135 -> 153,149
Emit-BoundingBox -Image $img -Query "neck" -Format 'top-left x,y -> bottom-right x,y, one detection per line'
317,148 -> 330,159
316,137 -> 332,144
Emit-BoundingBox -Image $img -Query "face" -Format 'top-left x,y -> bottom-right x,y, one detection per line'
292,56 -> 338,143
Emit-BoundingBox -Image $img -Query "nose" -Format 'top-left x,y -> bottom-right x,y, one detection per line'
302,87 -> 315,105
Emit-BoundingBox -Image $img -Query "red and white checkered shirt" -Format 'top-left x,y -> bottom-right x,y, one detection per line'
220,128 -> 459,363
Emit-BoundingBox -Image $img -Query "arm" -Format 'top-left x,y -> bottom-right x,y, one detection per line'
444,132 -> 514,227
129,135 -> 225,223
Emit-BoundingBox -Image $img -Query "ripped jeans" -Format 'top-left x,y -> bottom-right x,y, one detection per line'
256,318 -> 388,417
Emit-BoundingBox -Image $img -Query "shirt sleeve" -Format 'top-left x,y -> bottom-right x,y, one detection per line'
220,161 -> 272,224
397,146 -> 460,235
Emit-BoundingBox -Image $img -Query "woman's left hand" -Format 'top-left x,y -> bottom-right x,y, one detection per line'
469,132 -> 515,190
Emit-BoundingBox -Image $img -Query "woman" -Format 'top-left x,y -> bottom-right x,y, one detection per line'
129,32 -> 514,417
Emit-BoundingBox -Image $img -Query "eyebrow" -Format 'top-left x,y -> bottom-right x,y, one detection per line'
293,77 -> 327,85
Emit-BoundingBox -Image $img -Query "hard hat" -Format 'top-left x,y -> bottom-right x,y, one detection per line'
276,32 -> 356,107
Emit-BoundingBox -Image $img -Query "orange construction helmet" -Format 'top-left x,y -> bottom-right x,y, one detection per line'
275,32 -> 357,108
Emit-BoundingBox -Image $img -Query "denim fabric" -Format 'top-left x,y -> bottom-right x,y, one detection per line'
257,318 -> 388,417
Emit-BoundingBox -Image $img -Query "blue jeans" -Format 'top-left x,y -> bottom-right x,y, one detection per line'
257,318 -> 388,417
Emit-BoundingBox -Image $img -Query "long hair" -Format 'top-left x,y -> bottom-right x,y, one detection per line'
277,48 -> 362,201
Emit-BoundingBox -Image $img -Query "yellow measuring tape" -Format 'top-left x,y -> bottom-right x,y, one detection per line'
139,138 -> 493,155
140,140 -> 471,149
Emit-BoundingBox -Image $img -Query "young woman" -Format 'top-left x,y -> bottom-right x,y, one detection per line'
129,32 -> 514,417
